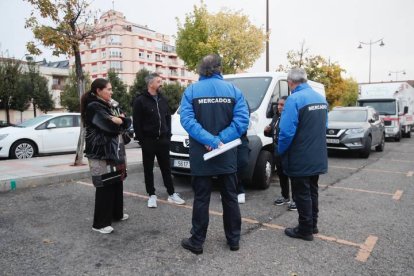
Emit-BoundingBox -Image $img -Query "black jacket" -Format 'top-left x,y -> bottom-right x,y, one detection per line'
265,112 -> 281,155
84,94 -> 131,162
132,91 -> 171,142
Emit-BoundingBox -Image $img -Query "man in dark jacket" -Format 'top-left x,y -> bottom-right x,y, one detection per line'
278,68 -> 328,241
180,54 -> 249,254
132,73 -> 185,208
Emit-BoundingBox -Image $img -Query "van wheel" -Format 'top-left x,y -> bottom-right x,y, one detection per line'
395,131 -> 401,142
252,150 -> 273,190
359,136 -> 371,158
375,133 -> 385,152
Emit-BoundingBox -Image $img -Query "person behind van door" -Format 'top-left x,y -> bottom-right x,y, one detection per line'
132,73 -> 185,208
81,78 -> 132,234
278,68 -> 328,241
180,54 -> 249,254
264,96 -> 297,211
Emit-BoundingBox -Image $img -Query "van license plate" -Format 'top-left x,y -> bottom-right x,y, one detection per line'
173,160 -> 190,169
326,138 -> 340,144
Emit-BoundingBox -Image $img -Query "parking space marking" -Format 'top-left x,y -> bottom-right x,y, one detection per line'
319,184 -> 404,200
356,235 -> 378,262
76,181 -> 378,262
387,159 -> 414,164
330,165 -> 410,176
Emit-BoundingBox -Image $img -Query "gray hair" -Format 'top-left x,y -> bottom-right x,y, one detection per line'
145,72 -> 161,86
198,54 -> 222,76
287,68 -> 308,83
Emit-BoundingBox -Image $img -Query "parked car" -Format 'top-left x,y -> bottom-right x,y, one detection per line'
0,113 -> 81,159
326,106 -> 385,158
0,120 -> 14,128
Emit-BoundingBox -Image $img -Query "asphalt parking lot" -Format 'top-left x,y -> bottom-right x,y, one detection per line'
1,138 -> 413,275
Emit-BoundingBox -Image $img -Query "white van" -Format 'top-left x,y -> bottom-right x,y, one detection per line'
169,72 -> 325,189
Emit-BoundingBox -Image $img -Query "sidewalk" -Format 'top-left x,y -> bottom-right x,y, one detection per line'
0,148 -> 143,192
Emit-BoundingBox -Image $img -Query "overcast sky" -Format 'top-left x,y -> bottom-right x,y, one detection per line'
0,0 -> 413,83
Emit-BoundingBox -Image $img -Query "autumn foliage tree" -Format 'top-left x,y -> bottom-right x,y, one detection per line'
25,0 -> 104,165
176,2 -> 266,74
278,45 -> 358,107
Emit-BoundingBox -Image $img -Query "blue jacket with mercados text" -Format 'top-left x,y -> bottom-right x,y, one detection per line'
180,73 -> 249,176
278,82 -> 328,177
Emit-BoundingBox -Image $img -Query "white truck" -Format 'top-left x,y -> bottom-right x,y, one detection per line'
357,82 -> 414,141
169,72 -> 325,189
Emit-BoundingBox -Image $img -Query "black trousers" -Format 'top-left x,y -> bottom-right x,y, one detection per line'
290,175 -> 319,235
93,180 -> 124,229
141,137 -> 175,196
190,174 -> 241,247
275,155 -> 290,199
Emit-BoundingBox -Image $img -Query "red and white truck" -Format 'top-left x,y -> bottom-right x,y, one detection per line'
357,82 -> 414,141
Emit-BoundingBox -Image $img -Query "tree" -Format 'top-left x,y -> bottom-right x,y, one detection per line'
107,69 -> 132,115
176,2 -> 266,74
0,58 -> 22,123
25,58 -> 54,116
25,0 -> 104,165
162,82 -> 186,113
130,68 -> 150,97
61,70 -> 91,112
13,72 -> 35,122
278,46 -> 358,108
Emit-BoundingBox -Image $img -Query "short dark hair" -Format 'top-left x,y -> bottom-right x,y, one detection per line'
145,72 -> 161,86
198,54 -> 222,76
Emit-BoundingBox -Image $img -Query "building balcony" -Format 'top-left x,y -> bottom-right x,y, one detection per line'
51,84 -> 65,90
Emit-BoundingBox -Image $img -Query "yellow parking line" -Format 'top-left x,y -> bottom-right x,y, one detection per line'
330,165 -> 410,176
392,190 -> 404,200
76,181 -> 378,262
319,184 -> 403,200
356,235 -> 378,262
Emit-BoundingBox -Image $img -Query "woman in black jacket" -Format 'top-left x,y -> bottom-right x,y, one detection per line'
80,78 -> 132,234
264,96 -> 297,211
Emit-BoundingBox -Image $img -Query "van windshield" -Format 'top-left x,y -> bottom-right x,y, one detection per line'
359,100 -> 396,115
225,77 -> 272,112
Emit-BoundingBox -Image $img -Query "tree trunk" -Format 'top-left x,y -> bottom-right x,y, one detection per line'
5,103 -> 10,124
73,45 -> 86,166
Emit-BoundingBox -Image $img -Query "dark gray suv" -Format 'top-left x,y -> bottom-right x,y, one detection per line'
326,106 -> 385,158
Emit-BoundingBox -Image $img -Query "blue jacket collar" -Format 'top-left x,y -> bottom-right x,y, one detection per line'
291,82 -> 310,94
199,73 -> 223,81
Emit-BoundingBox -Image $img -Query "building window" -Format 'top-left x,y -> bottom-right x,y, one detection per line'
101,36 -> 106,45
154,41 -> 162,50
108,35 -> 121,45
147,54 -> 152,60
109,48 -> 122,58
138,52 -> 144,59
91,65 -> 98,73
91,52 -> 98,60
110,61 -> 122,71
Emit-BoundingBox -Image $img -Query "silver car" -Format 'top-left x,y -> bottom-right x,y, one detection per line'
326,106 -> 385,158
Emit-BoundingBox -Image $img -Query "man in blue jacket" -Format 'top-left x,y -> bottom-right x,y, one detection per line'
180,54 -> 249,254
278,68 -> 328,241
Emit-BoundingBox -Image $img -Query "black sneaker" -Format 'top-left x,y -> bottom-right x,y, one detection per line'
227,242 -> 240,251
284,227 -> 314,241
274,197 -> 290,206
181,238 -> 203,255
313,227 -> 319,234
288,202 -> 297,211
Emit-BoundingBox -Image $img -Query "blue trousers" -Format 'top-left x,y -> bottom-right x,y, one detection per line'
190,174 -> 241,247
290,175 -> 319,235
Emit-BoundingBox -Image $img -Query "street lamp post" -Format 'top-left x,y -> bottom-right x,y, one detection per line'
265,0 -> 269,72
388,70 -> 406,81
357,38 -> 385,83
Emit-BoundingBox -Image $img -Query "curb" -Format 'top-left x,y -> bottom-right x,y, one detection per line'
0,161 -> 144,193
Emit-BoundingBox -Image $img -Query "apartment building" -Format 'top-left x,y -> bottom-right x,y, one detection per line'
76,10 -> 197,87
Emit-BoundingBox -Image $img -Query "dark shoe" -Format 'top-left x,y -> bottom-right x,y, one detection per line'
313,227 -> 319,234
181,238 -> 203,255
274,197 -> 290,206
287,202 -> 297,211
284,227 -> 313,241
227,242 -> 240,251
